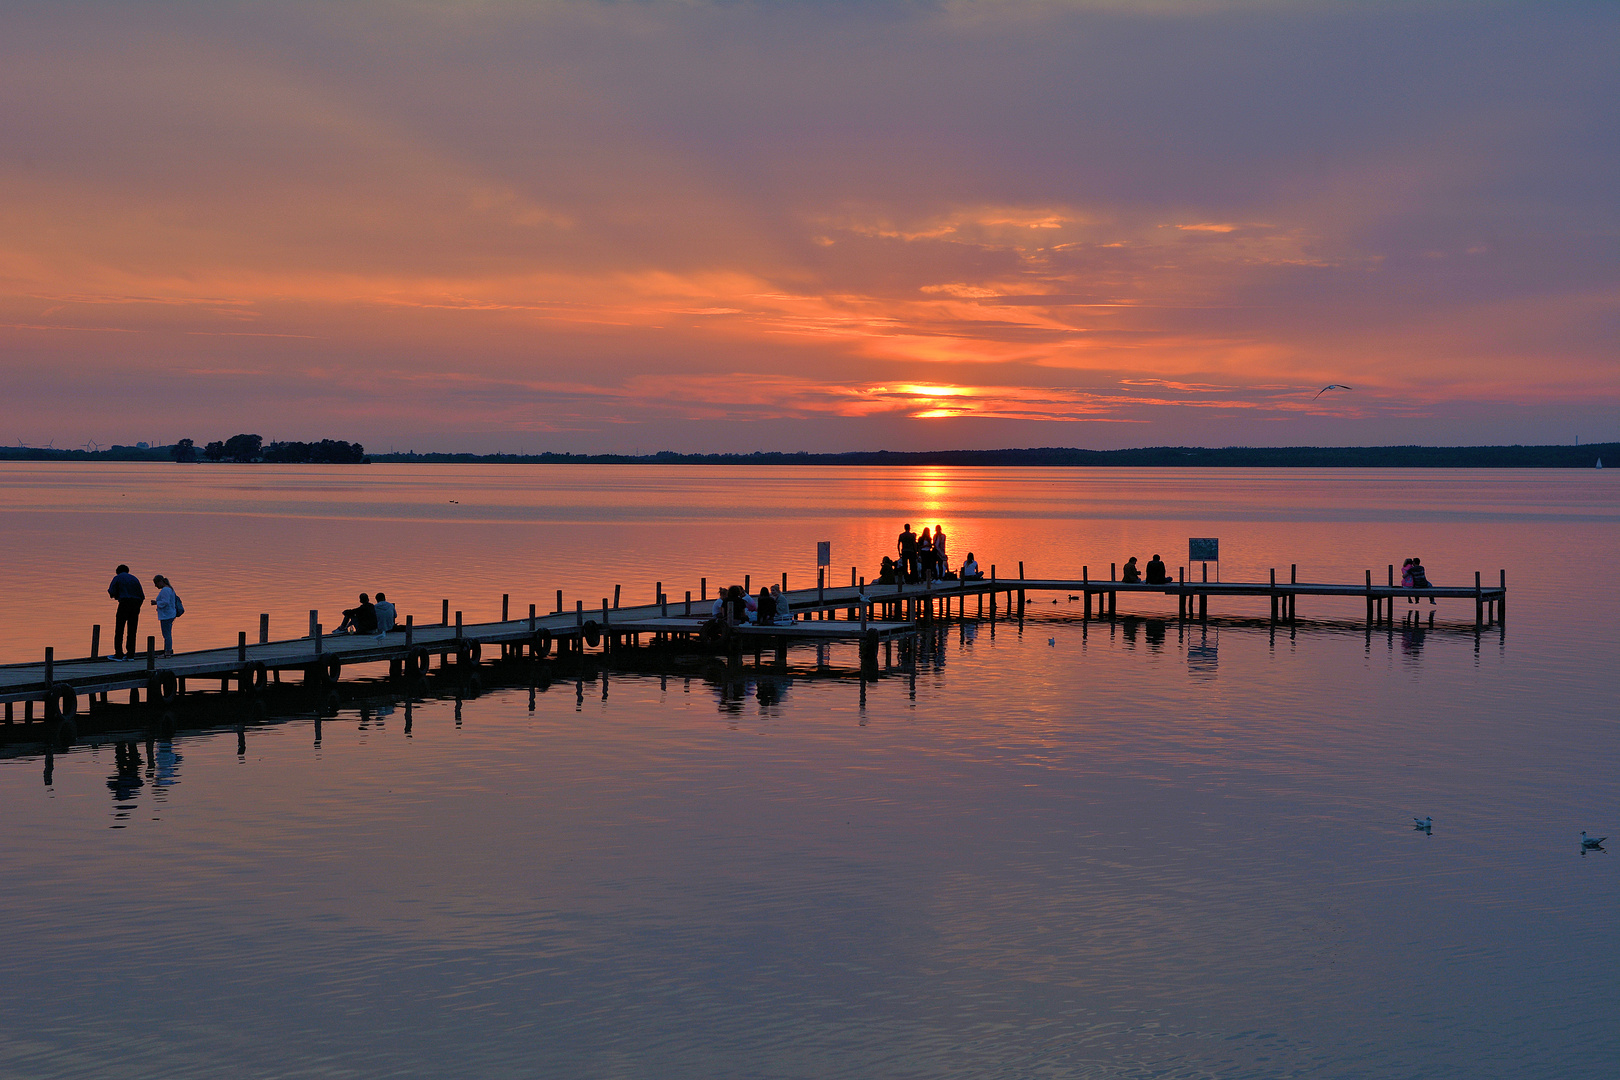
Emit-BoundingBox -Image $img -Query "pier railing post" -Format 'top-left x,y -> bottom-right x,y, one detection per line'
309,610 -> 318,638
442,599 -> 449,627
685,590 -> 692,616
1499,569 -> 1507,623
556,590 -> 563,614
701,577 -> 707,601
529,604 -> 536,632
576,600 -> 583,629
44,647 -> 53,689
503,594 -> 510,622
614,585 -> 620,610
1269,568 -> 1277,623
238,632 -> 247,664
260,613 -> 269,644
406,615 -> 413,647
91,625 -> 100,661
1365,570 -> 1374,624
455,611 -> 463,642
1475,570 -> 1483,628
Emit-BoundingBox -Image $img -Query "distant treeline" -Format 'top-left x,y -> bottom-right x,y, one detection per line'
368,444 -> 1618,468
2,442 -> 1612,468
0,435 -> 367,463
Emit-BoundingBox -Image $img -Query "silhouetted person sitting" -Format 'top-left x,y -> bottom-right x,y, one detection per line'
960,553 -> 983,580
336,593 -> 377,634
1410,559 -> 1436,604
373,592 -> 397,634
1121,557 -> 1142,584
1145,555 -> 1171,584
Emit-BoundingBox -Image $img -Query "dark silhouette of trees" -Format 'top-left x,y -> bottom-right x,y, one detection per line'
203,441 -> 226,461
171,438 -> 197,462
261,440 -> 366,463
222,433 -> 263,462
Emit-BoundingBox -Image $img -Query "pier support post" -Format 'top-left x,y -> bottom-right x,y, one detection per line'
1365,570 -> 1374,624
406,615 -> 413,647
44,647 -> 53,689
238,632 -> 247,664
1270,568 -> 1278,623
455,611 -> 463,644
1475,571 -> 1483,628
529,604 -> 536,632
1083,566 -> 1091,620
1290,564 -> 1298,622
1499,570 -> 1507,623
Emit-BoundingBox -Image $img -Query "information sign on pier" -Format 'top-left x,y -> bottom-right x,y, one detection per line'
1189,537 -> 1219,563
816,541 -> 831,567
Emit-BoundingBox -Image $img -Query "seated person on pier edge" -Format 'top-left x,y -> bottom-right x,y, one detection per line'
960,553 -> 983,580
336,593 -> 378,634
1145,555 -> 1171,585
1121,557 -> 1142,584
373,592 -> 398,633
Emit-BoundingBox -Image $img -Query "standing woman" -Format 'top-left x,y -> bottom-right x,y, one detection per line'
918,528 -> 935,581
151,575 -> 181,657
932,525 -> 948,575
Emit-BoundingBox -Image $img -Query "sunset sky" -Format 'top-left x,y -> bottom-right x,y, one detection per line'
2,1 -> 1615,454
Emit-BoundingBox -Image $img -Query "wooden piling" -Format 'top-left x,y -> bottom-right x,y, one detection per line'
309,610 -> 318,638
556,589 -> 563,614
44,647 -> 53,689
405,615 -> 413,647
455,610 -> 463,642
503,594 -> 510,621
529,604 -> 537,632
91,625 -> 100,661
613,585 -> 621,609
442,599 -> 449,626
685,590 -> 692,616
238,632 -> 247,663
260,613 -> 270,644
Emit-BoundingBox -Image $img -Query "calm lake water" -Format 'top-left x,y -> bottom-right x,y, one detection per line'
0,464 -> 1616,1079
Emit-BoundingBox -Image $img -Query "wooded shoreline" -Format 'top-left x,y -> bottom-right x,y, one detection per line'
1,443 -> 1613,467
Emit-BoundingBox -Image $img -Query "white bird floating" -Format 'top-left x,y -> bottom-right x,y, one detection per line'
1413,816 -> 1433,831
1581,832 -> 1606,849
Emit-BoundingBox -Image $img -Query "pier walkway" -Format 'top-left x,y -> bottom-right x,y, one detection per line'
0,563 -> 1505,725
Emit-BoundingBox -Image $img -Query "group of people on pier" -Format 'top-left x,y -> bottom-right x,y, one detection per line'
881,523 -> 982,585
709,583 -> 795,632
1401,558 -> 1436,604
335,592 -> 399,635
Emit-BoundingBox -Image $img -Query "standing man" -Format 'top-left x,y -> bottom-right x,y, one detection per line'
897,523 -> 918,582
107,564 -> 145,660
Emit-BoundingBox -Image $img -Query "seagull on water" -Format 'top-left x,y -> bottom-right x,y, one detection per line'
1413,816 -> 1432,832
1581,831 -> 1606,849
1313,384 -> 1353,399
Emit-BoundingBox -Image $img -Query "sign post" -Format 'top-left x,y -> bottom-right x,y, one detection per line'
1189,538 -> 1219,583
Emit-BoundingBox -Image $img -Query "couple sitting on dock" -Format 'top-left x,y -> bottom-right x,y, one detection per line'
1120,555 -> 1174,586
1401,559 -> 1436,604
335,592 -> 398,635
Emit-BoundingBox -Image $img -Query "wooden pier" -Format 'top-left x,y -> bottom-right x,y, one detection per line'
0,562 -> 1505,735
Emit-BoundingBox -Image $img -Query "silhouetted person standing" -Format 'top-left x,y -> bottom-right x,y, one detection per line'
898,524 -> 918,581
107,564 -> 145,660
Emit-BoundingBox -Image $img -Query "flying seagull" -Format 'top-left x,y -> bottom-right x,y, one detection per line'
1313,384 -> 1353,399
